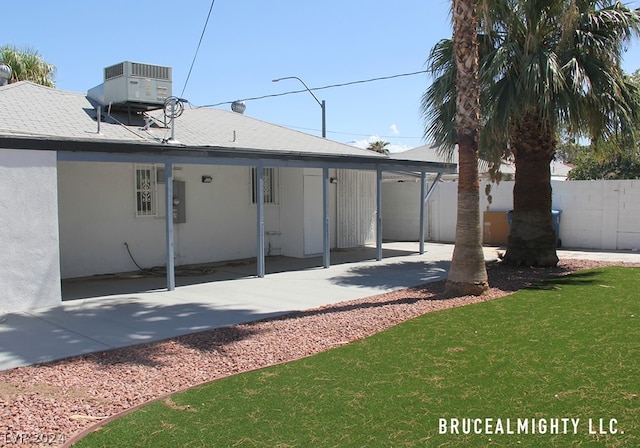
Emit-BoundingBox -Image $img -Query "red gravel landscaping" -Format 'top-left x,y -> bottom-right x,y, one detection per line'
1,259 -> 638,447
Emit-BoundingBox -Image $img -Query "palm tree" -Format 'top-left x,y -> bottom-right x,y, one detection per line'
0,46 -> 55,87
367,140 -> 391,155
423,0 -> 640,267
489,0 -> 640,267
444,0 -> 489,295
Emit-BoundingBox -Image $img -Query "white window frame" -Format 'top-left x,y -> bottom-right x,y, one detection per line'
135,164 -> 158,217
251,167 -> 280,205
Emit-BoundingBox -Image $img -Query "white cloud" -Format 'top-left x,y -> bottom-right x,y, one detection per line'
390,124 -> 399,135
346,135 -> 380,149
348,139 -> 369,149
346,135 -> 412,154
387,143 -> 412,154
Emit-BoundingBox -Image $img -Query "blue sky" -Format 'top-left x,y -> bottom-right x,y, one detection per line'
4,0 -> 640,152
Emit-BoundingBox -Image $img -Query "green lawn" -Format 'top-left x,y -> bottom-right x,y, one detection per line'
73,267 -> 640,447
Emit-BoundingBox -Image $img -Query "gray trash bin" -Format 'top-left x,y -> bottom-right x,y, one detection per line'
507,209 -> 562,247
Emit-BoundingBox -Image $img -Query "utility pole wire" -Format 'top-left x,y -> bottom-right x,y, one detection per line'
181,0 -> 217,98
199,69 -> 429,108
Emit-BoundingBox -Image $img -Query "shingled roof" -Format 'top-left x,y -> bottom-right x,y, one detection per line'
0,81 -> 380,154
0,82 -> 456,173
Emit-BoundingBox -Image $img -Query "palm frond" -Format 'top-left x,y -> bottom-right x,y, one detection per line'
422,0 -> 640,166
0,45 -> 55,87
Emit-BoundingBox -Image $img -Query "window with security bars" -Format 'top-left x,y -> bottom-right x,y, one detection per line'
251,167 -> 279,205
135,165 -> 157,216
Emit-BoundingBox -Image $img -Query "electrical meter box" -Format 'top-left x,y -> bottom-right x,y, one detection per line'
172,180 -> 186,224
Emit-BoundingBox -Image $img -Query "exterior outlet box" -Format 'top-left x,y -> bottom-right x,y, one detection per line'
99,61 -> 172,111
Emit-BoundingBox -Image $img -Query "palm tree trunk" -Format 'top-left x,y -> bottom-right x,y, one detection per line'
447,137 -> 489,295
445,0 -> 489,296
503,112 -> 559,267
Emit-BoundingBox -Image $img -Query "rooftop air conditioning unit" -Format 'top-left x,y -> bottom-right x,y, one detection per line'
100,61 -> 172,111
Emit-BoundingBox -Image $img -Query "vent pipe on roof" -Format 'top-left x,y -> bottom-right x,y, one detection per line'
162,96 -> 185,144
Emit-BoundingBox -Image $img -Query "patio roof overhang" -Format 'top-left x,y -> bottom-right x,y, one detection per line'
0,134 -> 457,174
1,133 -> 455,292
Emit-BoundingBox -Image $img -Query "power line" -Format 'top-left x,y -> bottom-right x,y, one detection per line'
181,0 -> 217,98
199,69 -> 429,108
329,130 -> 423,140
288,125 -> 423,140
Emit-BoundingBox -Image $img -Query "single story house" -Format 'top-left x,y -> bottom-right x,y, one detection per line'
0,62 -> 456,314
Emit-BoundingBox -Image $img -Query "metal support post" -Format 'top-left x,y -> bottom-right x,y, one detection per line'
256,165 -> 266,278
164,163 -> 175,291
376,167 -> 383,261
323,167 -> 330,268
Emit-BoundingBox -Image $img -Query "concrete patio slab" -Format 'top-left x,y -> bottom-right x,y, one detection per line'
1,242 -> 638,371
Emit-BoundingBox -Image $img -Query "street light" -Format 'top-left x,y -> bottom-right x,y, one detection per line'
272,76 -> 326,138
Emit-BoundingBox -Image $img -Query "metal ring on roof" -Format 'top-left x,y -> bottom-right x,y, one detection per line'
163,96 -> 185,119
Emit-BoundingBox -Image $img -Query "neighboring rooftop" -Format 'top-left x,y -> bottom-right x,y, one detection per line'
389,144 -> 572,181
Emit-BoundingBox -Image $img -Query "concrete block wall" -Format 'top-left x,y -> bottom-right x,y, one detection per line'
382,178 -> 640,251
553,180 -> 640,250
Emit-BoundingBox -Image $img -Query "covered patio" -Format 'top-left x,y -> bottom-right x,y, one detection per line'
0,81 -> 455,314
0,242 -> 500,371
3,133 -> 456,293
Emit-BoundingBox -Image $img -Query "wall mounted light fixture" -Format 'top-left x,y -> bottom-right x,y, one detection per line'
202,175 -> 213,183
330,177 -> 338,184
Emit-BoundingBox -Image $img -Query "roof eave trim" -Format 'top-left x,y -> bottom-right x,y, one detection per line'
0,134 -> 457,173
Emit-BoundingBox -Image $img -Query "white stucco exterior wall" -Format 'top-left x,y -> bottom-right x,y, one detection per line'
58,162 -> 277,278
278,167 -> 305,258
57,162 -> 338,279
0,149 -> 61,313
